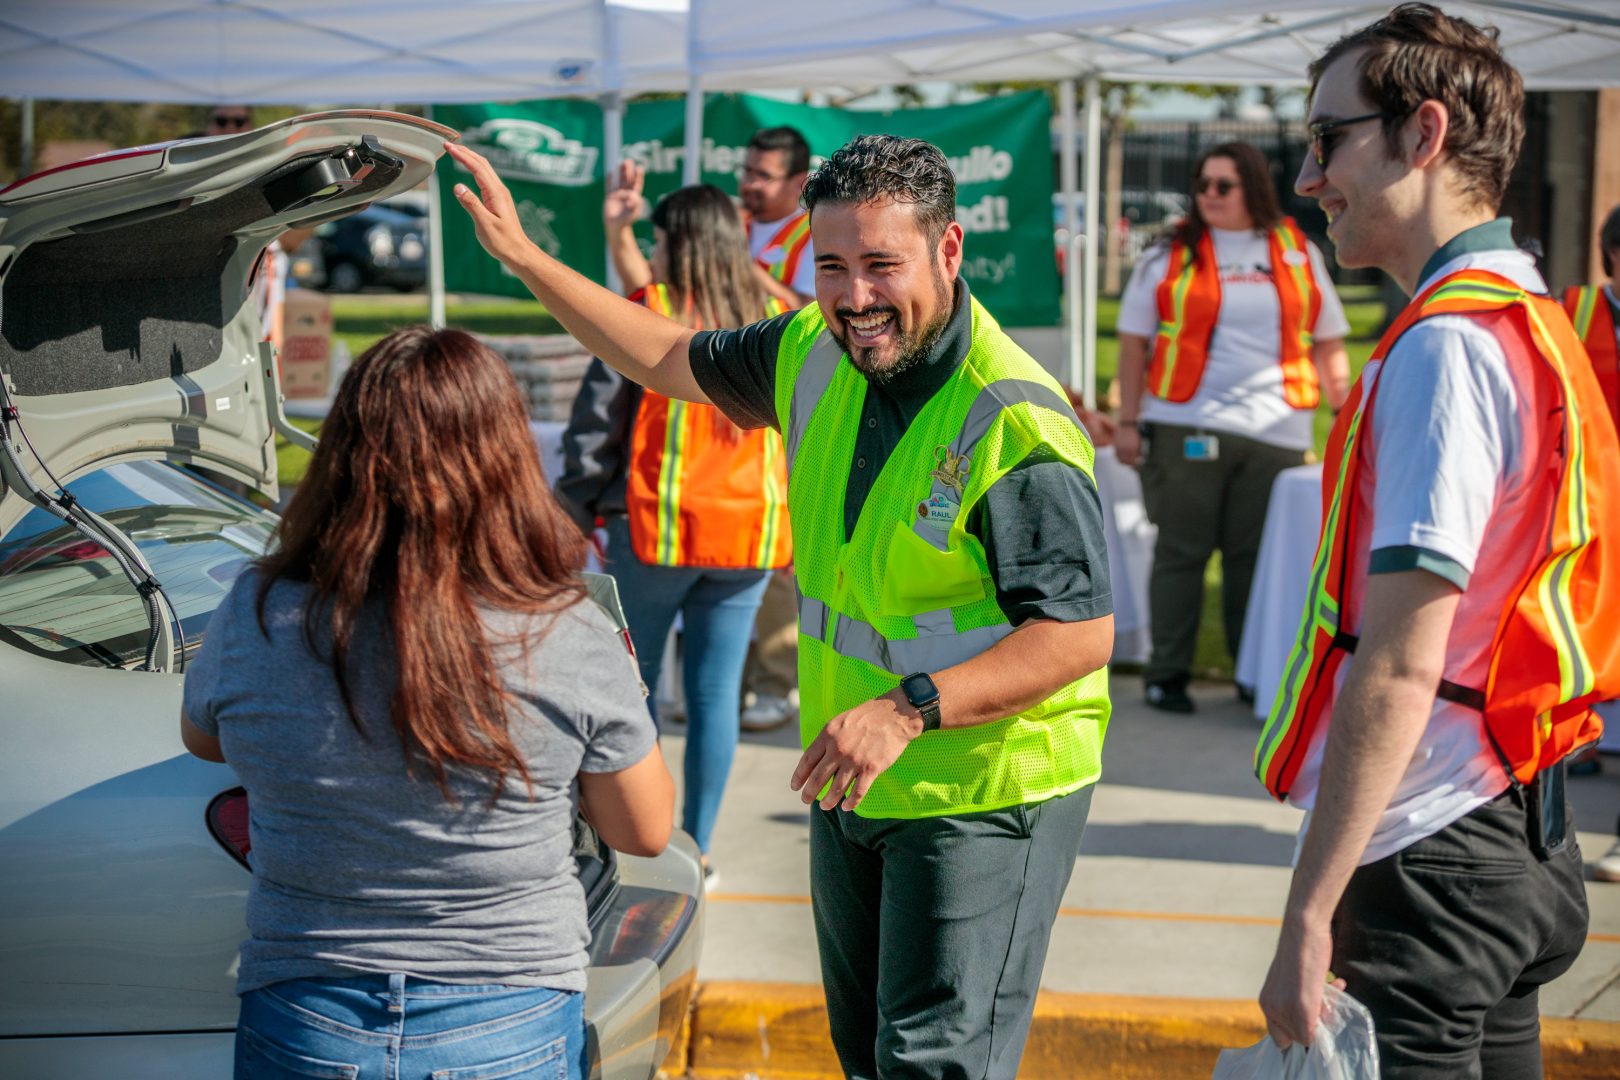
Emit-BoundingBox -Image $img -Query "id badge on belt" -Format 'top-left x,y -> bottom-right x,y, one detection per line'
1183,433 -> 1220,461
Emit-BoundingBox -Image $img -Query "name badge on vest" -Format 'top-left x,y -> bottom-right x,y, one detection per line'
1281,249 -> 1309,268
918,492 -> 960,531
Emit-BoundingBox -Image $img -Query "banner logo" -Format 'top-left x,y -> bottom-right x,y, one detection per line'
460,118 -> 599,187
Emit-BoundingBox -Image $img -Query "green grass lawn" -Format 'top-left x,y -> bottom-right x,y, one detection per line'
285,285 -> 1388,682
276,295 -> 560,486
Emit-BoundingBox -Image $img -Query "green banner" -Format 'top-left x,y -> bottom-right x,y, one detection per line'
436,91 -> 1058,325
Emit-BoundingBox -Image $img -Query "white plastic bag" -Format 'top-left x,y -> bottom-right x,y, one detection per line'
1212,985 -> 1380,1080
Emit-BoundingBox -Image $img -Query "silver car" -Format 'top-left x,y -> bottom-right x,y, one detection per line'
0,112 -> 702,1079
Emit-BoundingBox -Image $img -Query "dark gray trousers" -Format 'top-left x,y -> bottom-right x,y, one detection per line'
808,785 -> 1094,1080
1333,787 -> 1588,1079
1138,421 -> 1305,684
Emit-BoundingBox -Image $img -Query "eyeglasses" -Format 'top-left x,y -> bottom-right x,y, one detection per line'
1196,177 -> 1238,197
1308,112 -> 1386,168
208,113 -> 252,131
738,165 -> 790,184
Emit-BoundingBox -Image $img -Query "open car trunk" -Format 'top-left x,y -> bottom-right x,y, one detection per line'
0,111 -> 454,536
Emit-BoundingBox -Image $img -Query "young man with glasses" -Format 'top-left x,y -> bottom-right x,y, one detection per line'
738,126 -> 815,311
1257,6 -> 1620,1075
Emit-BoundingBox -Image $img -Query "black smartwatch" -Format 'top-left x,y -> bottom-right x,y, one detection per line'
900,672 -> 942,732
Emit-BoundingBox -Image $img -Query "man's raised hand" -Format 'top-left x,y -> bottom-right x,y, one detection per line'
446,142 -> 536,270
603,159 -> 647,232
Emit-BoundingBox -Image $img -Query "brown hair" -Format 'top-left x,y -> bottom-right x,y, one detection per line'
1308,2 -> 1524,211
1169,141 -> 1283,258
257,326 -> 588,799
650,183 -> 768,331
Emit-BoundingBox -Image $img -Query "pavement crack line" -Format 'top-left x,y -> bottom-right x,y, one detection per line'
1574,966 -> 1620,1019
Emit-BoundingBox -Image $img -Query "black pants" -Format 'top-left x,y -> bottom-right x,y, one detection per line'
1332,788 -> 1589,1079
808,786 -> 1094,1080
1137,422 -> 1305,684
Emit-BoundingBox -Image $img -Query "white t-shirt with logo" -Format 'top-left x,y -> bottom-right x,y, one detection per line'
1288,246 -> 1551,866
750,214 -> 816,297
1118,227 -> 1350,450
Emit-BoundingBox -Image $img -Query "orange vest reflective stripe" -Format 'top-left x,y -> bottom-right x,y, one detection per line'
758,211 -> 811,286
1256,269 -> 1620,799
1148,218 -> 1323,408
625,284 -> 792,569
1562,285 -> 1620,430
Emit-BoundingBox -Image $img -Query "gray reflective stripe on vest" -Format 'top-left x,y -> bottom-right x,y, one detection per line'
799,593 -> 1011,674
785,332 -> 845,475
799,593 -> 830,641
913,378 -> 1081,551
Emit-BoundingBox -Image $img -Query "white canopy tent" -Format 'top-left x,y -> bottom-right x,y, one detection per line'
0,0 -> 689,103
4,0 -> 1619,397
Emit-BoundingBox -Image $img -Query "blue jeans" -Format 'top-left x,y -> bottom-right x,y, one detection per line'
235,973 -> 586,1079
604,516 -> 770,854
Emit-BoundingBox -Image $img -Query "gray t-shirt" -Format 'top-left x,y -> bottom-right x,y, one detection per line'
182,570 -> 655,995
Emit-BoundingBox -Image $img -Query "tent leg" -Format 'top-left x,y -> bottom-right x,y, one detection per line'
683,75 -> 703,185
20,97 -> 34,177
603,93 -> 624,294
1082,77 -> 1102,412
1059,80 -> 1080,394
426,104 -> 447,330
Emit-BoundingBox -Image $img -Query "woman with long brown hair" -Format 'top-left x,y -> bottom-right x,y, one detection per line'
1114,141 -> 1351,713
180,326 -> 673,1079
559,173 -> 792,889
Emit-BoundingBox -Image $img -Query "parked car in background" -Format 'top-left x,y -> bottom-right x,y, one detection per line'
1053,189 -> 1189,274
0,112 -> 702,1080
292,198 -> 429,293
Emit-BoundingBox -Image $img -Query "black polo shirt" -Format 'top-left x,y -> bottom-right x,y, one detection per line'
688,280 -> 1111,627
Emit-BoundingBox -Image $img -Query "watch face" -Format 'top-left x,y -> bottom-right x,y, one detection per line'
902,672 -> 937,706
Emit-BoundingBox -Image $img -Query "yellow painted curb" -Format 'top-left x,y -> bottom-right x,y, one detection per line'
670,981 -> 1620,1079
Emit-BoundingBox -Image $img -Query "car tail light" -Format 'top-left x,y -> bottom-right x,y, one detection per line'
207,787 -> 252,869
605,892 -> 696,967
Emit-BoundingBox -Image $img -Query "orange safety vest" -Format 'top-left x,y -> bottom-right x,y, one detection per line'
1148,218 -> 1323,408
1562,285 -> 1620,430
758,210 -> 812,287
1256,269 -> 1620,800
625,284 -> 792,570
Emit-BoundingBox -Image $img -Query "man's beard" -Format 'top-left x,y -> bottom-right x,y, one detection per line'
835,272 -> 954,387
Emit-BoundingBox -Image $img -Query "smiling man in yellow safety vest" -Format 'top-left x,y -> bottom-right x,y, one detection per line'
448,131 -> 1115,1079
1255,6 -> 1620,1075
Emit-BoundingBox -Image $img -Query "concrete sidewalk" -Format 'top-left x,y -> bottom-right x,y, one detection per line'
658,673 -> 1620,1077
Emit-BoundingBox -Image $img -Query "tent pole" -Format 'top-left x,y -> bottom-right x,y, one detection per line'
683,75 -> 703,185
683,4 -> 703,185
425,104 -> 447,330
20,98 -> 34,176
603,93 -> 624,294
1059,80 -> 1080,394
1081,76 -> 1102,412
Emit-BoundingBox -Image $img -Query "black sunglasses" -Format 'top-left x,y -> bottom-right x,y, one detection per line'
209,113 -> 252,130
1308,112 -> 1388,168
1196,177 -> 1238,197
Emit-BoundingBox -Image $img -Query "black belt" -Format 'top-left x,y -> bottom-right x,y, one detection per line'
1331,631 -> 1486,711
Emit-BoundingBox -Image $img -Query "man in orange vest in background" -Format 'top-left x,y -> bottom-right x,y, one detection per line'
1561,204 -> 1620,432
740,126 -> 815,310
1563,203 -> 1620,883
1256,6 -> 1620,1075
737,126 -> 815,731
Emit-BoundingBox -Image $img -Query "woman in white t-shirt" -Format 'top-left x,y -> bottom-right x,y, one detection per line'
1114,141 -> 1350,713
